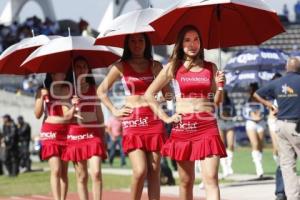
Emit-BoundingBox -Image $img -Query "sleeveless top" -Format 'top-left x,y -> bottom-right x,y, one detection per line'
121,61 -> 154,96
172,61 -> 214,98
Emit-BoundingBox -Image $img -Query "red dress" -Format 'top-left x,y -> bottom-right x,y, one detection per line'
120,61 -> 166,153
162,61 -> 227,161
40,95 -> 68,160
62,85 -> 107,162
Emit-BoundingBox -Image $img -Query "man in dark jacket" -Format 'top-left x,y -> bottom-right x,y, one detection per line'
17,116 -> 31,172
2,114 -> 19,176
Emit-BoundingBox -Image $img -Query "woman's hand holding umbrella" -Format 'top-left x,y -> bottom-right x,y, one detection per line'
40,88 -> 50,103
71,95 -> 83,120
216,70 -> 226,90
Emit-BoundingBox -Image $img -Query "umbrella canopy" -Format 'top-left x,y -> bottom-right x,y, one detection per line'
95,8 -> 164,47
225,48 -> 288,71
0,35 -> 59,75
290,51 -> 300,57
225,70 -> 279,90
21,36 -> 121,73
150,0 -> 285,49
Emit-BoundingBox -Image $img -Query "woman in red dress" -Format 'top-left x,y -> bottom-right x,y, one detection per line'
35,72 -> 73,200
62,56 -> 107,200
97,33 -> 173,200
145,25 -> 227,200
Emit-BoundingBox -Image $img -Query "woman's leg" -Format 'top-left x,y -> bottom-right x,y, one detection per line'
219,130 -> 228,177
177,161 -> 195,200
60,161 -> 69,200
89,156 -> 103,200
74,160 -> 89,200
257,130 -> 265,152
226,129 -> 235,174
128,149 -> 148,200
48,156 -> 62,200
247,126 -> 264,177
146,151 -> 161,200
201,156 -> 220,200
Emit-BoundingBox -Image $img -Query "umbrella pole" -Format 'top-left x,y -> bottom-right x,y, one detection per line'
217,4 -> 225,91
71,55 -> 80,112
217,5 -> 222,70
72,59 -> 77,97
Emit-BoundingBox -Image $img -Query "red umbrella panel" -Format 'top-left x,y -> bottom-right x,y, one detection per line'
21,36 -> 121,73
150,0 -> 285,49
0,35 -> 59,75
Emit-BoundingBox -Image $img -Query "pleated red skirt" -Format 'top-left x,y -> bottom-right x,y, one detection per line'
62,122 -> 107,162
121,106 -> 167,154
162,112 -> 227,161
40,122 -> 68,160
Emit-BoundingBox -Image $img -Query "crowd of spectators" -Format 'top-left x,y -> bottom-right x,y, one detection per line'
0,16 -> 60,53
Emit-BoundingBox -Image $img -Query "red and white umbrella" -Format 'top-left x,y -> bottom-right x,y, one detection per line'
95,8 -> 164,47
0,35 -> 59,75
150,0 -> 285,49
21,36 -> 121,73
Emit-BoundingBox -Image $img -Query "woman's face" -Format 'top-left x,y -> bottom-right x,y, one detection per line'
182,30 -> 201,58
51,73 -> 66,81
128,33 -> 146,57
74,59 -> 89,79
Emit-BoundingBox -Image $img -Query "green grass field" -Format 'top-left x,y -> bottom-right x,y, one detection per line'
0,147 -> 299,197
0,172 -> 132,197
102,147 -> 299,175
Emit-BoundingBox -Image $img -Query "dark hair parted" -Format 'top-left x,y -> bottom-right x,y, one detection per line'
121,33 -> 153,61
73,55 -> 96,86
168,25 -> 204,77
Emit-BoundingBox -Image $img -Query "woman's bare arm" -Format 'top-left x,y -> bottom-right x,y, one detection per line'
151,61 -> 173,101
145,64 -> 178,123
211,64 -> 225,106
34,88 -> 47,119
97,62 -> 132,117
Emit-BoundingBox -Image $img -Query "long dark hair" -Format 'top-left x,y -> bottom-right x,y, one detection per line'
44,70 -> 73,90
121,33 -> 153,61
73,56 -> 96,86
168,25 -> 205,77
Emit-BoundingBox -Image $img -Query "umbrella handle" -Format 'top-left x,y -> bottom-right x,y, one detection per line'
43,95 -> 50,103
216,71 -> 224,89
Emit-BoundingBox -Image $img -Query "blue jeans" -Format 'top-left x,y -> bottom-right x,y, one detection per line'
109,136 -> 126,166
275,166 -> 286,196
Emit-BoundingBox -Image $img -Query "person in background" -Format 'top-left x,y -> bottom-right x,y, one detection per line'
17,116 -> 32,172
106,115 -> 126,167
218,89 -> 236,178
254,58 -> 300,200
295,0 -> 300,23
266,73 -> 286,200
0,130 -> 4,175
283,4 -> 289,20
244,83 -> 266,178
2,114 -> 19,177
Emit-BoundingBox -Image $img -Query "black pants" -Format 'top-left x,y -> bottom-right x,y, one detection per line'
4,148 -> 19,176
0,161 -> 3,175
19,143 -> 31,171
